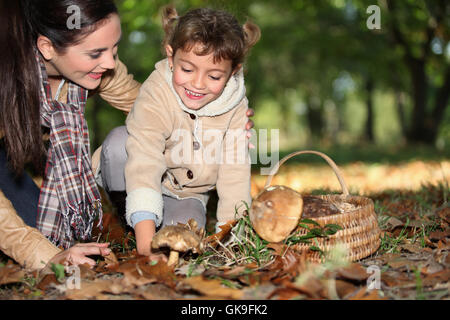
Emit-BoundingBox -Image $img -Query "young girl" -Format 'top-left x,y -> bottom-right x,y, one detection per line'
124,7 -> 260,255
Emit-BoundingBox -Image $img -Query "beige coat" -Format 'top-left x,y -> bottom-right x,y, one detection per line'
125,59 -> 251,227
0,58 -> 140,270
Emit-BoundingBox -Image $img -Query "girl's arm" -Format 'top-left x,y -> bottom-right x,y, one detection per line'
215,100 -> 252,224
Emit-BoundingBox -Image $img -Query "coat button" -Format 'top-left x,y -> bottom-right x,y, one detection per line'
189,113 -> 196,120
193,141 -> 200,150
187,170 -> 194,179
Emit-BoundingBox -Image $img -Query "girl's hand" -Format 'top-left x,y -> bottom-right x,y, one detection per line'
246,108 -> 255,132
148,251 -> 168,264
246,108 -> 255,148
49,242 -> 111,268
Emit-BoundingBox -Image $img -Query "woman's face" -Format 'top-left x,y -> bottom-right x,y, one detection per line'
167,43 -> 237,111
40,13 -> 122,90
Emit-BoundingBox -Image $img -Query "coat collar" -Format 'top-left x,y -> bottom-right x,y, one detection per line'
156,58 -> 246,117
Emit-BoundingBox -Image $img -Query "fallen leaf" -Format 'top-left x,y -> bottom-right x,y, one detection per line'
335,280 -> 358,299
104,251 -> 119,270
387,258 -> 420,269
204,220 -> 237,248
422,269 -> 450,288
381,271 -> 414,287
292,277 -> 325,299
266,243 -> 288,256
437,207 -> 450,224
92,211 -> 127,245
349,287 -> 385,300
0,264 -> 25,285
336,263 -> 369,281
137,260 -> 178,289
399,243 -> 424,254
269,287 -> 303,300
65,278 -> 125,300
182,276 -> 243,299
385,217 -> 404,230
429,230 -> 450,242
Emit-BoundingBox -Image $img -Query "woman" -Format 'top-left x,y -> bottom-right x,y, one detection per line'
0,0 -> 254,270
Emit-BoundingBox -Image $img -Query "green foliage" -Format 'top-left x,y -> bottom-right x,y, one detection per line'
285,219 -> 343,246
86,0 -> 449,150
51,263 -> 66,283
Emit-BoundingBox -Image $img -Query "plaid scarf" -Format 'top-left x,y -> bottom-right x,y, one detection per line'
35,52 -> 102,249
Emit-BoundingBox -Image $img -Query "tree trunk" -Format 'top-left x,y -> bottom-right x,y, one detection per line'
395,91 -> 408,139
365,77 -> 375,142
405,59 -> 429,143
305,94 -> 324,140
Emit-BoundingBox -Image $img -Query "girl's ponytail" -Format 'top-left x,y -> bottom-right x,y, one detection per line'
243,20 -> 261,55
162,5 -> 179,47
0,0 -> 44,175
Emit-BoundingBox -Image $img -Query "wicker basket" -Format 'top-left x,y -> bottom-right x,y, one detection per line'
264,150 -> 381,263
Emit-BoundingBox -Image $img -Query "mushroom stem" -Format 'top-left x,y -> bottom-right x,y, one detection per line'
167,250 -> 179,266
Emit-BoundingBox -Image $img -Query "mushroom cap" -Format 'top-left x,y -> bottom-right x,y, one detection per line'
151,224 -> 203,253
250,185 -> 303,242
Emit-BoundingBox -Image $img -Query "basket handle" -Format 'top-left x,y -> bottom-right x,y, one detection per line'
264,150 -> 350,196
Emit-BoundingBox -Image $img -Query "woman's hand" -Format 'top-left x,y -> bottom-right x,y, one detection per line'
49,242 -> 112,268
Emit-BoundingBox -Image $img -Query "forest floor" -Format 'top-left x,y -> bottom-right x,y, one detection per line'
0,155 -> 449,301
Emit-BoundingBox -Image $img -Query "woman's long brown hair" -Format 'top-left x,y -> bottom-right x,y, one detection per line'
0,0 -> 43,175
0,0 -> 118,175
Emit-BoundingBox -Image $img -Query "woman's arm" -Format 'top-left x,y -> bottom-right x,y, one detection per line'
0,190 -> 61,270
0,190 -> 112,270
94,58 -> 142,113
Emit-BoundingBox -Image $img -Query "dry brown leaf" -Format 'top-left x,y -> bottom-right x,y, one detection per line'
269,287 -> 303,300
266,243 -> 288,256
0,264 -> 25,285
422,269 -> 450,287
387,258 -> 420,269
429,230 -> 450,242
92,211 -> 127,244
265,249 -> 304,280
182,276 -> 243,299
399,243 -> 424,254
336,263 -> 369,281
291,277 -> 325,299
137,260 -> 178,289
349,287 -> 385,300
381,271 -> 414,287
104,251 -> 119,270
65,278 -> 126,300
335,280 -> 358,299
203,220 -> 237,248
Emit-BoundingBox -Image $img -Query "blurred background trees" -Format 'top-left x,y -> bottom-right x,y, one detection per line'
86,0 -> 450,159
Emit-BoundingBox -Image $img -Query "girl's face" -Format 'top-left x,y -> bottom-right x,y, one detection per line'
38,13 -> 122,90
167,43 -> 237,111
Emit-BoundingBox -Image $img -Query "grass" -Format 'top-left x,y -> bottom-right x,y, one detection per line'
374,181 -> 447,254
199,213 -> 273,269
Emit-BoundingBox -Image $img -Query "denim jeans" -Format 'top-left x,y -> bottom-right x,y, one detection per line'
0,145 -> 40,228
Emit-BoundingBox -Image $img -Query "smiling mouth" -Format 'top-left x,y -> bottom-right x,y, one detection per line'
88,72 -> 104,80
185,88 -> 206,99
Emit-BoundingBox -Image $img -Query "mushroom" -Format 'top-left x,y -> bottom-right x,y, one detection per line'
250,185 -> 303,242
151,219 -> 204,267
